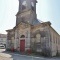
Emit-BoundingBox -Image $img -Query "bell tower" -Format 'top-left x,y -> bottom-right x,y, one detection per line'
16,0 -> 37,25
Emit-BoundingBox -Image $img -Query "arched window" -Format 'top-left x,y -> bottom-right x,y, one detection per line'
36,34 -> 41,43
31,2 -> 34,7
31,2 -> 34,11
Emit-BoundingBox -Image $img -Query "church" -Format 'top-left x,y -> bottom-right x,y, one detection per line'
6,0 -> 60,56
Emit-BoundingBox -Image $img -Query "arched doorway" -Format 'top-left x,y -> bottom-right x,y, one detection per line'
20,35 -> 25,52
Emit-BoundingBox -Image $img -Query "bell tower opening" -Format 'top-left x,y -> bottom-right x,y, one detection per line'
19,0 -> 37,12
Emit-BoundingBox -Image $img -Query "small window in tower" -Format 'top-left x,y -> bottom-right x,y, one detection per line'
22,1 -> 27,10
31,2 -> 34,7
31,2 -> 34,11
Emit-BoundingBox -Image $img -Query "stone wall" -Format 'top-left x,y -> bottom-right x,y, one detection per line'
48,25 -> 60,56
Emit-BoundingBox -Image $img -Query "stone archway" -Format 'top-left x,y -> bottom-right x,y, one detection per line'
32,30 -> 42,52
20,35 -> 25,38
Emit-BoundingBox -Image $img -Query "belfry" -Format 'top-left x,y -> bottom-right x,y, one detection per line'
16,0 -> 37,25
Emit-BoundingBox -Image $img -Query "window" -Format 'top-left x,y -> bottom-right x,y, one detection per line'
56,37 -> 57,44
22,1 -> 27,5
31,2 -> 34,7
22,1 -> 27,10
53,35 -> 55,43
36,34 -> 41,42
31,2 -> 34,11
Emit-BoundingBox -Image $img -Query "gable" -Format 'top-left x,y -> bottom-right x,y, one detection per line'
17,22 -> 31,29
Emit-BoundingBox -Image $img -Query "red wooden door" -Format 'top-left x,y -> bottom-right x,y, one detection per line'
20,40 -> 25,52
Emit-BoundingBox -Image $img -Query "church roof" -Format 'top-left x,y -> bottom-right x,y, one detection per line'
32,19 -> 43,25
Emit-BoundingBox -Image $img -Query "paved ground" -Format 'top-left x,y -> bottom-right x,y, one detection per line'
0,49 -> 60,60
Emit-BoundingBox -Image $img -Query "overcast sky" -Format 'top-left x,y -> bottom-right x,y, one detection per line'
0,0 -> 60,34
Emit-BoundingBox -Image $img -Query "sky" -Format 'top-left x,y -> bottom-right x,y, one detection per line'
0,0 -> 60,34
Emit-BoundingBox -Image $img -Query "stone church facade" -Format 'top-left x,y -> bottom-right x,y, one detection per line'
6,0 -> 60,56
